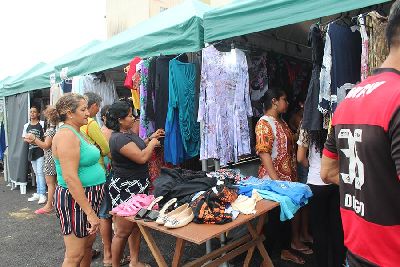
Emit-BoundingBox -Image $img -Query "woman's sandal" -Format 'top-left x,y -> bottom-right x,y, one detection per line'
34,207 -> 53,214
291,243 -> 314,255
129,262 -> 150,267
281,251 -> 305,265
135,196 -> 163,220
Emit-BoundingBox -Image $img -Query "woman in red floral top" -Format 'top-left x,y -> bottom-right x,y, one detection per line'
255,88 -> 312,265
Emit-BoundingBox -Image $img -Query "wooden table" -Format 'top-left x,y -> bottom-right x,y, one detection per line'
120,200 -> 279,267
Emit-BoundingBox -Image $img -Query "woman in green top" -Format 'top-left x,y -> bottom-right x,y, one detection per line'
52,93 -> 106,267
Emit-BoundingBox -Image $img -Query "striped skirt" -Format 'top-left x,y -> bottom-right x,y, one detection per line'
54,184 -> 104,238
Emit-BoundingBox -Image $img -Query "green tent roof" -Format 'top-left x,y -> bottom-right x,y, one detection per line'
54,0 -> 212,78
204,0 -> 390,42
0,40 -> 101,97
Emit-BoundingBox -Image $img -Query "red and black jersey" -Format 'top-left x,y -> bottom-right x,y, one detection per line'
324,68 -> 400,267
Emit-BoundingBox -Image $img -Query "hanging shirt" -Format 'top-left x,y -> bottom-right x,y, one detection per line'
302,24 -> 324,131
198,45 -> 252,166
50,84 -> 63,106
319,22 -> 361,114
358,15 -> 369,81
138,59 -> 156,139
78,73 -> 118,123
165,59 -> 199,162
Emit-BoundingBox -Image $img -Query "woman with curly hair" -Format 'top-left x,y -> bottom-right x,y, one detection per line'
26,105 -> 60,214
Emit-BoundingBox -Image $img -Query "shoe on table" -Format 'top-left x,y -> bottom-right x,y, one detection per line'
28,193 -> 40,202
38,194 -> 47,204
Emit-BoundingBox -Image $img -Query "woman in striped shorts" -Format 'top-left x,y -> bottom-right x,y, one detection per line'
52,94 -> 106,266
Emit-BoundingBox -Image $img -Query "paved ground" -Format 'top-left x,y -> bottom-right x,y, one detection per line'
0,177 -> 315,266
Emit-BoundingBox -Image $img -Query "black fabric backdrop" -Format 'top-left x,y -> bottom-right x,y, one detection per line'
6,93 -> 29,183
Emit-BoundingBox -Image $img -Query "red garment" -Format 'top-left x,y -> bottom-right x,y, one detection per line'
323,68 -> 400,267
124,57 -> 142,89
148,147 -> 164,193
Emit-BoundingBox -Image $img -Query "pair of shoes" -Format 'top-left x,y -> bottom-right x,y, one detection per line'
34,207 -> 52,215
155,198 -> 178,225
28,193 -> 40,202
38,194 -> 47,204
135,196 -> 163,221
164,207 -> 194,229
113,195 -> 155,217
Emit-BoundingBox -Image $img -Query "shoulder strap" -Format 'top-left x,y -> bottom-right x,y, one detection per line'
60,125 -> 83,140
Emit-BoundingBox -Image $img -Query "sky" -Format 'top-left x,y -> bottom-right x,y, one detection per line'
0,0 -> 106,80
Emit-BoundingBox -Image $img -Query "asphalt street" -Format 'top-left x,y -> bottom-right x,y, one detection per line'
0,177 -> 314,267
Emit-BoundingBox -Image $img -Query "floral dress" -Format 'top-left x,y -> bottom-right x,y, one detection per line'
255,115 -> 297,182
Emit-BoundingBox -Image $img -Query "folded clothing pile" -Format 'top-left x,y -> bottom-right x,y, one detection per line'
190,185 -> 238,224
237,177 -> 313,221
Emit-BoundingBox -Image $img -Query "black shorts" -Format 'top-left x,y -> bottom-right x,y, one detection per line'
109,176 -> 150,209
54,184 -> 104,238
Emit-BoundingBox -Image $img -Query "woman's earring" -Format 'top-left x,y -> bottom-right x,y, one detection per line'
70,116 -> 73,119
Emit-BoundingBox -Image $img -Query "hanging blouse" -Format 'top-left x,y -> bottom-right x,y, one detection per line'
164,59 -> 199,165
366,11 -> 389,74
358,15 -> 369,81
139,59 -> 155,139
198,45 -> 252,166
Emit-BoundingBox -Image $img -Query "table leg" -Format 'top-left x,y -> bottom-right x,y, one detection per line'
137,223 -> 168,267
172,238 -> 186,267
243,214 -> 273,267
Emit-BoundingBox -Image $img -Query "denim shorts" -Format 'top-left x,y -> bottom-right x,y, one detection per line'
98,172 -> 112,219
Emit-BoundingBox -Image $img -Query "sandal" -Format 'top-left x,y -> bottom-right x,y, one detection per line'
129,262 -> 150,267
34,207 -> 52,214
117,200 -> 144,217
112,194 -> 153,214
144,198 -> 176,222
291,243 -> 314,255
281,251 -> 305,265
135,196 -> 163,220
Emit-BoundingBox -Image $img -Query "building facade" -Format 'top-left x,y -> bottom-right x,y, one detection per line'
106,0 -> 231,38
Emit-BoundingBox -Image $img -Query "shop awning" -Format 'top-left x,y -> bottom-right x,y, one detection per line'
54,0 -> 212,78
0,40 -> 101,96
204,0 -> 391,42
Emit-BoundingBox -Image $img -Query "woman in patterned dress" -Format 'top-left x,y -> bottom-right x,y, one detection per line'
255,88 -> 310,265
25,105 -> 59,214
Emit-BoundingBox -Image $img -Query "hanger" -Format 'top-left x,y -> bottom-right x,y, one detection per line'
173,53 -> 185,60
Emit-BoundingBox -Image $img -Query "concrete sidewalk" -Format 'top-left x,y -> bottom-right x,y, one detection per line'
0,178 -> 314,266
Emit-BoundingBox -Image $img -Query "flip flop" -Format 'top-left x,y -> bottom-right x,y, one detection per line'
291,244 -> 314,255
281,254 -> 305,265
34,208 -> 52,214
